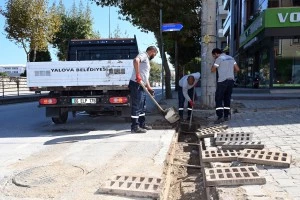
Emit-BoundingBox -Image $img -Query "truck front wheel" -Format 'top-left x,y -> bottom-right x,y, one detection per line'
52,111 -> 68,124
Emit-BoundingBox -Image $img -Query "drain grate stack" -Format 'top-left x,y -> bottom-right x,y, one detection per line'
197,124 -> 292,188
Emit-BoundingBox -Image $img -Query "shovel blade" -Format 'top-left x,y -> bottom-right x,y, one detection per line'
164,107 -> 180,124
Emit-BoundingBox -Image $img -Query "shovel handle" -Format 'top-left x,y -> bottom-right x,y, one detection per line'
139,82 -> 165,113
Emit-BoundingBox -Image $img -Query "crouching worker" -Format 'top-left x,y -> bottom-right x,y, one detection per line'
178,72 -> 201,120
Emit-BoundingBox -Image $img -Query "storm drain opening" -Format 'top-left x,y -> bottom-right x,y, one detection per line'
12,163 -> 84,188
5,163 -> 85,199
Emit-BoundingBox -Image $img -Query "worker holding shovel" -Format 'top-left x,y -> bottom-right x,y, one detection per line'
128,46 -> 158,133
178,72 -> 201,120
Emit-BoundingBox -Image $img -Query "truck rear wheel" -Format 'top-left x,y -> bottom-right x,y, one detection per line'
52,111 -> 68,124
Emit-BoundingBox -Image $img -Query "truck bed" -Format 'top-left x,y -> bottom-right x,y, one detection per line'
27,60 -> 133,88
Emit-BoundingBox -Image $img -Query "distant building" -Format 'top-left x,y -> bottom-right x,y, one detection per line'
0,64 -> 26,76
216,0 -> 229,51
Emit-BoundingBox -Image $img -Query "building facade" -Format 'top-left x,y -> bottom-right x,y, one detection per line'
0,64 -> 26,76
223,0 -> 300,88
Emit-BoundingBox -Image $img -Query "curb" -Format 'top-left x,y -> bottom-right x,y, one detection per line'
0,95 -> 46,105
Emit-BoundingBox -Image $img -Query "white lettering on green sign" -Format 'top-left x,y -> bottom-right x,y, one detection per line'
278,12 -> 300,23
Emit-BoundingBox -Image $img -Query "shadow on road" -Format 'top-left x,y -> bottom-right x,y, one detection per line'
44,131 -> 131,145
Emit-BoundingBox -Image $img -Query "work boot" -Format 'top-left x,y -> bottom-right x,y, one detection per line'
214,117 -> 224,124
140,124 -> 152,130
131,127 -> 147,133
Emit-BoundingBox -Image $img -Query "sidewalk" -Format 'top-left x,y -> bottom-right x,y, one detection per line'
160,89 -> 300,200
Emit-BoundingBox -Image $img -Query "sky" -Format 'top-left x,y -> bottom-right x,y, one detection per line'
0,0 -> 159,65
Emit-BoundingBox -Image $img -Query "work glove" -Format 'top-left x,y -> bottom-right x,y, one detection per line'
189,100 -> 195,107
136,74 -> 142,83
148,89 -> 155,96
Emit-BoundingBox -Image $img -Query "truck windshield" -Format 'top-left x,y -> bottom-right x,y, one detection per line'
68,38 -> 139,61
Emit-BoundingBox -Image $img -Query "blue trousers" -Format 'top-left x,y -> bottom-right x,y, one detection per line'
178,86 -> 194,119
215,79 -> 234,118
128,80 -> 146,130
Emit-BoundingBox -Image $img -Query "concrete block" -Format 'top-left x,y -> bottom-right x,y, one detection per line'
210,162 -> 232,168
238,149 -> 292,168
221,141 -> 264,150
202,149 -> 241,163
98,175 -> 161,198
205,166 -> 266,186
215,132 -> 253,145
196,125 -> 228,138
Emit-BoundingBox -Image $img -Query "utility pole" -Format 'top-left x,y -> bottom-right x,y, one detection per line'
159,7 -> 164,98
200,0 -> 217,108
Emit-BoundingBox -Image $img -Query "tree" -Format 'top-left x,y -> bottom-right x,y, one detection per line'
0,0 -> 54,62
91,0 -> 201,99
50,1 -> 95,60
150,61 -> 161,84
112,24 -> 129,38
29,49 -> 52,62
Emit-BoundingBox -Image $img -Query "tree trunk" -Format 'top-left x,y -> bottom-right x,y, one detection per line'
200,0 -> 217,108
33,47 -> 37,62
155,33 -> 172,99
163,52 -> 172,99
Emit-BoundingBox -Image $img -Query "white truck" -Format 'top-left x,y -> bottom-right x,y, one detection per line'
27,37 -> 138,124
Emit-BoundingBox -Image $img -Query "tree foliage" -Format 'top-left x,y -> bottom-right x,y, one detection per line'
50,0 -> 97,60
0,0 -> 60,62
150,61 -> 161,83
29,49 -> 52,62
91,0 -> 201,98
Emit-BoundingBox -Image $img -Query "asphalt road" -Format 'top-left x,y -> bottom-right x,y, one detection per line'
0,91 -> 174,200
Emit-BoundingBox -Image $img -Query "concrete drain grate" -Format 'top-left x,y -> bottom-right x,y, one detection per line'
215,132 -> 253,145
12,164 -> 84,188
205,166 -> 266,186
98,175 -> 161,198
220,141 -> 265,150
196,128 -> 226,138
238,149 -> 292,167
202,149 -> 241,162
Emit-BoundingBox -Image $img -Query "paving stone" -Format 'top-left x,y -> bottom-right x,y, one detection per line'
242,185 -> 268,197
215,132 -> 253,145
285,167 -> 300,175
220,141 -> 264,150
267,170 -> 290,179
276,178 -> 296,187
284,187 -> 300,197
238,149 -> 292,168
205,166 -> 266,186
98,175 -> 161,198
202,149 -> 241,162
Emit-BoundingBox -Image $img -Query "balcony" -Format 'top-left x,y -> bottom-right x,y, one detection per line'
218,4 -> 228,15
223,0 -> 230,10
223,13 -> 231,36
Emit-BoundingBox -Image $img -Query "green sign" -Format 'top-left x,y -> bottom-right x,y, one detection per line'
265,7 -> 300,28
240,7 -> 300,48
240,15 -> 264,47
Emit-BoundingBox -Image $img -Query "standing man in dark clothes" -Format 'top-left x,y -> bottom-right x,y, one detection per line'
211,48 -> 240,124
129,46 -> 158,133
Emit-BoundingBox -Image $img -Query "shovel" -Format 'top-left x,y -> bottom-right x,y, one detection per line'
139,82 -> 180,124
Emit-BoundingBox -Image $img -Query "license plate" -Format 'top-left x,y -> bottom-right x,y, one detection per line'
72,98 -> 97,104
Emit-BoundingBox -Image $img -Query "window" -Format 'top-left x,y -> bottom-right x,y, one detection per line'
293,37 -> 300,44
